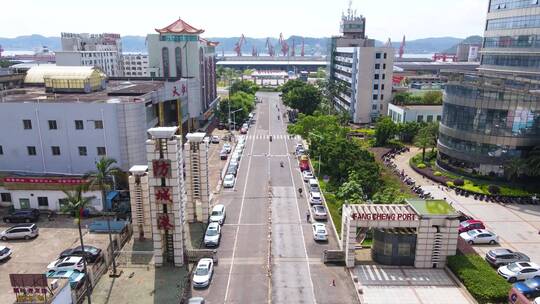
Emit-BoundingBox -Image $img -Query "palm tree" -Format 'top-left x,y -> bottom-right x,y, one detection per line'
85,157 -> 120,211
62,186 -> 94,304
525,146 -> 540,177
504,158 -> 525,182
414,127 -> 434,162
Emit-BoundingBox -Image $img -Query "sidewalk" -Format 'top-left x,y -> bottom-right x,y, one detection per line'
393,147 -> 438,188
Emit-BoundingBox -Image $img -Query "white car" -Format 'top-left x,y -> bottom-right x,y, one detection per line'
312,223 -> 328,241
223,143 -> 232,153
498,262 -> 540,283
211,136 -> 220,144
312,205 -> 328,220
309,191 -> 322,205
223,174 -> 235,188
204,223 -> 221,247
235,147 -> 243,156
302,171 -> 314,182
193,258 -> 214,288
47,256 -> 85,272
459,229 -> 499,245
242,123 -> 249,130
0,245 -> 12,261
232,152 -> 241,162
209,204 -> 226,225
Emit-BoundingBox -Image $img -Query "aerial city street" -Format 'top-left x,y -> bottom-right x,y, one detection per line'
0,0 -> 539,303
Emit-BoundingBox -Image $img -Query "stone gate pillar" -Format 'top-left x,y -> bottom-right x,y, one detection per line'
147,127 -> 187,267
184,132 -> 210,223
128,165 -> 151,240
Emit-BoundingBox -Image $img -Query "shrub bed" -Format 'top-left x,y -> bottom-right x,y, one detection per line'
447,254 -> 510,304
417,163 -> 426,169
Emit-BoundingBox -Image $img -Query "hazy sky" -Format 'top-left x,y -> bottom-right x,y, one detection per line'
1,0 -> 488,40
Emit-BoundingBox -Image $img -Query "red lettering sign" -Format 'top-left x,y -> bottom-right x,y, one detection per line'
152,160 -> 172,178
2,177 -> 87,185
157,213 -> 174,230
155,187 -> 173,204
352,213 -> 417,221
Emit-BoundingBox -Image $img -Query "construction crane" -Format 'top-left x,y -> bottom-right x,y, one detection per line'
398,35 -> 406,59
291,40 -> 296,57
278,33 -> 289,56
301,39 -> 305,57
252,46 -> 258,57
233,34 -> 245,56
265,38 -> 275,56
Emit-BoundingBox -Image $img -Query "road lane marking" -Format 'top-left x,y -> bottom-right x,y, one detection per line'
223,93 -> 263,304
281,104 -> 317,304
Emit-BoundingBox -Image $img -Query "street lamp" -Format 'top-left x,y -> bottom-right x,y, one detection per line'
229,107 -> 242,136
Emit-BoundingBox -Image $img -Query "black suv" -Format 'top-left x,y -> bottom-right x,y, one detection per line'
3,209 -> 40,223
59,245 -> 103,263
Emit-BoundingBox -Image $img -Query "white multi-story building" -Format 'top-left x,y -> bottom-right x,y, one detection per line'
329,10 -> 394,124
56,32 -> 123,77
147,18 -> 219,120
122,54 -> 150,77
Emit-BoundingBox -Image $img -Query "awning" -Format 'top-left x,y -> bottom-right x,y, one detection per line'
106,191 -> 119,203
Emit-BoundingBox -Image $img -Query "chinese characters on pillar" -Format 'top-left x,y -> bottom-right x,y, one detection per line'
154,187 -> 173,204
152,159 -> 172,178
157,213 -> 174,230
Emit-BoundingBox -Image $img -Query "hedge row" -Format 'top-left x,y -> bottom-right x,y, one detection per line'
447,254 -> 510,304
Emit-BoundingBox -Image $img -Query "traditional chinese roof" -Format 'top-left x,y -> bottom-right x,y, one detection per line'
155,18 -> 204,35
199,37 -> 219,47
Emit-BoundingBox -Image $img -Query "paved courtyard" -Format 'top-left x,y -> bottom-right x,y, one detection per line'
355,265 -> 474,304
394,148 -> 540,262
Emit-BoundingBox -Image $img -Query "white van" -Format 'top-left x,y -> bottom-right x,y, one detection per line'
308,178 -> 319,192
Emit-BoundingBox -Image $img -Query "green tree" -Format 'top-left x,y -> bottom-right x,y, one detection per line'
314,67 -> 327,78
282,84 -> 322,115
61,186 -> 94,303
425,122 -> 440,153
504,158 -> 525,182
216,91 -> 255,126
397,121 -> 422,143
337,171 -> 365,204
230,80 -> 259,95
85,157 -> 120,211
422,90 -> 443,104
372,186 -> 407,204
414,127 -> 435,162
524,146 -> 540,177
374,116 -> 397,147
279,79 -> 306,95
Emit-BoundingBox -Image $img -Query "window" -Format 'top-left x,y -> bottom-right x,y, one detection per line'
94,120 -> 103,129
162,47 -> 170,77
51,146 -> 61,156
383,63 -> 387,69
372,94 -> 378,100
75,120 -> 84,130
0,145 -> 3,155
375,52 -> 381,59
382,74 -> 386,80
380,104 -> 383,110
374,74 -> 380,80
381,94 -> 384,100
417,115 -> 424,122
381,84 -> 385,90
372,104 -> 377,110
437,115 -> 442,121
398,243 -> 411,256
78,146 -> 87,156
373,84 -> 379,90
48,120 -> 57,130
97,146 -> 106,156
58,198 -> 68,210
37,197 -> 49,207
375,63 -> 381,69
427,115 -> 434,122
27,146 -> 37,156
175,47 -> 182,77
1,193 -> 11,202
384,53 -> 387,59
23,119 -> 32,129
383,242 -> 393,255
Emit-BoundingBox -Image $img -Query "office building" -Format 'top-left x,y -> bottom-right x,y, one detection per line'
147,18 -> 219,120
56,32 -> 123,77
438,1 -> 540,177
329,9 -> 394,124
122,53 -> 150,77
388,103 -> 442,124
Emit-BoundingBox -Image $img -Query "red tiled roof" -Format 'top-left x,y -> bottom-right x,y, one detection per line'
199,37 -> 219,47
155,18 -> 204,34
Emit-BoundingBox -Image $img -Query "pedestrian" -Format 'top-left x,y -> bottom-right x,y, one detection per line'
306,211 -> 310,222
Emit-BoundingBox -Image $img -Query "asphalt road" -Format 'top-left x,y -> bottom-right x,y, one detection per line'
191,92 -> 358,304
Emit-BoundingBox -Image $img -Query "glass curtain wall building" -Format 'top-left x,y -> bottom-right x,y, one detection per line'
438,0 -> 540,177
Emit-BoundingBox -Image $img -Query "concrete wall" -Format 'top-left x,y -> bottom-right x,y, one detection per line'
0,101 -> 148,174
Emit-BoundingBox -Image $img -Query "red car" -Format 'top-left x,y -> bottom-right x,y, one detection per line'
459,219 -> 485,234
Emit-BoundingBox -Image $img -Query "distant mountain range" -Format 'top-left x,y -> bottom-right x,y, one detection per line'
0,34 -> 481,55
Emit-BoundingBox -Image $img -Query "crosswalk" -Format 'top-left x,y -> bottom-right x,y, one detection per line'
246,134 -> 298,140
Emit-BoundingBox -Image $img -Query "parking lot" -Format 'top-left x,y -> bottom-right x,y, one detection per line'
355,265 -> 475,304
0,211 -> 111,304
